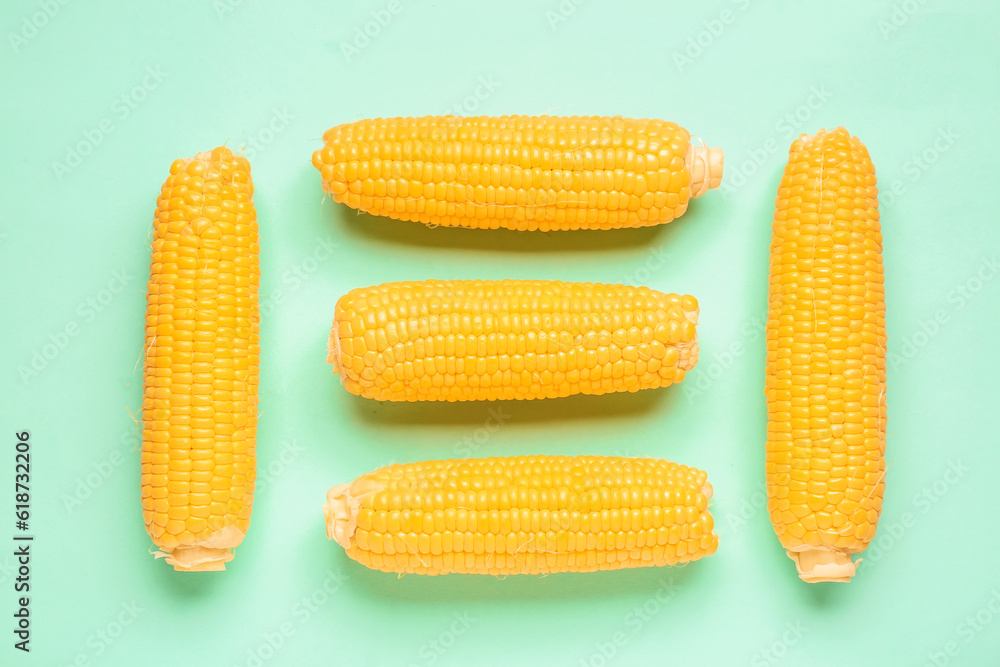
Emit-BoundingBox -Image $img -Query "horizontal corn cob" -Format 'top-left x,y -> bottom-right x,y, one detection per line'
325,455 -> 717,575
327,279 -> 699,402
312,115 -> 723,231
142,147 -> 260,571
765,128 -> 886,583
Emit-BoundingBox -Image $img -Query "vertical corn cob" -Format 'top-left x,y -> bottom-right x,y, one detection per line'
325,455 -> 717,575
328,279 -> 699,402
312,115 -> 723,231
142,147 -> 260,571
765,128 -> 886,583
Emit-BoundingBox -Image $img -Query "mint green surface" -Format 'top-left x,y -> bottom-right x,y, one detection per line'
2,1 -> 999,665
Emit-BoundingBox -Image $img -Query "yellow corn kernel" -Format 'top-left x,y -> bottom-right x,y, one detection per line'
142,147 -> 261,572
312,115 -> 723,231
325,455 -> 717,575
765,128 -> 885,583
327,280 -> 699,401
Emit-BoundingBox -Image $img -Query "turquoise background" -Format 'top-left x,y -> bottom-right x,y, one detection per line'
2,1 -> 999,665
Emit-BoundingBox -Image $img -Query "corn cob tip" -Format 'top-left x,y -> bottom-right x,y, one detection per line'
170,147 -> 243,174
797,127 -> 847,143
324,483 -> 352,545
786,548 -> 858,583
325,480 -> 384,548
153,526 -> 244,572
152,525 -> 246,572
792,128 -> 870,161
161,546 -> 234,572
327,320 -> 342,373
687,143 -> 724,198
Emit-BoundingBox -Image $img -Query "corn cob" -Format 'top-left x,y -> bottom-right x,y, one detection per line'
312,115 -> 723,231
142,147 -> 260,571
765,128 -> 886,583
325,455 -> 717,576
328,279 -> 699,402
